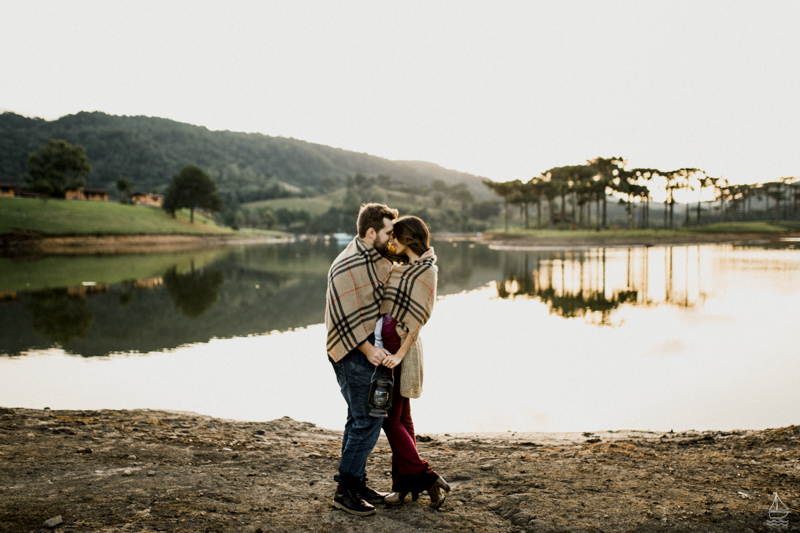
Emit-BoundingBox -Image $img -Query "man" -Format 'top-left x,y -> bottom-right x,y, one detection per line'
325,202 -> 398,516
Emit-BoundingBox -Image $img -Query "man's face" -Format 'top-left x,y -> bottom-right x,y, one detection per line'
372,217 -> 394,255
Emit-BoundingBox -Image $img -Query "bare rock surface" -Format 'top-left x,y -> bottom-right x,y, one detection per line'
1,407 -> 797,532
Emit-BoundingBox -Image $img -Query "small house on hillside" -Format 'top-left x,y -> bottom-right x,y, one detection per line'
0,183 -> 36,199
66,187 -> 109,201
84,188 -> 109,201
131,192 -> 164,207
0,183 -> 20,198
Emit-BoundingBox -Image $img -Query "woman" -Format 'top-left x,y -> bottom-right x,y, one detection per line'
378,215 -> 450,509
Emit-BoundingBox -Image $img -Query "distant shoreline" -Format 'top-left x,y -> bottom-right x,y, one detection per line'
476,231 -> 799,250
3,228 -> 798,257
38,233 -> 288,255
0,231 -> 288,256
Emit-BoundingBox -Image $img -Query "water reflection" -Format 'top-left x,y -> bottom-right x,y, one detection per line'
0,240 -> 795,357
163,264 -> 224,318
0,240 -> 503,357
495,246 -> 709,325
28,288 -> 94,344
0,241 -> 339,356
2,241 -> 800,433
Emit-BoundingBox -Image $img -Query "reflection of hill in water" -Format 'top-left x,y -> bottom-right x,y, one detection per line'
0,239 -> 502,357
1,269 -> 328,357
0,242 -> 339,357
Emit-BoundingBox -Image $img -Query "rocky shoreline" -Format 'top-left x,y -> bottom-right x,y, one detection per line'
1,408 -> 797,532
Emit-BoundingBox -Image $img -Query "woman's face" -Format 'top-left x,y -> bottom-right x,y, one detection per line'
393,239 -> 408,255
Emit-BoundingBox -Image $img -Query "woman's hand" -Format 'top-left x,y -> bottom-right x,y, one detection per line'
382,351 -> 405,369
358,342 -> 392,367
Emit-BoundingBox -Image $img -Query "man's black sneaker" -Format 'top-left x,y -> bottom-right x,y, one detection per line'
333,485 -> 376,516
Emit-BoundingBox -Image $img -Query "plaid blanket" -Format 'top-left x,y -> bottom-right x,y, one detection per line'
380,248 -> 438,342
325,237 -> 393,361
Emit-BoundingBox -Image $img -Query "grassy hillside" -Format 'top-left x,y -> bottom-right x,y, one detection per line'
0,197 -> 233,235
245,186 -> 435,214
242,185 -> 487,233
244,196 -> 336,218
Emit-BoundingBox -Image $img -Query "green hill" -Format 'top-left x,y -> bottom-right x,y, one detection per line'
0,111 -> 494,203
0,197 -> 232,235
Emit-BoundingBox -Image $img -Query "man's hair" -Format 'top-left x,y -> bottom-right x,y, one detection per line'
357,203 -> 399,238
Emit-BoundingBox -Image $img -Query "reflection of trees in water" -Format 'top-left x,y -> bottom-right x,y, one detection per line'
163,263 -> 224,318
496,246 -> 704,324
497,273 -> 627,326
0,245 -> 333,357
27,288 -> 94,345
118,280 -> 136,307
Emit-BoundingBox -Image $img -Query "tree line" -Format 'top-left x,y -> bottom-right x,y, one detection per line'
484,157 -> 800,231
224,173 -> 501,234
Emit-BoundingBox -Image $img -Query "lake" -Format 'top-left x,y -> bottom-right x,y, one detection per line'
1,239 -> 798,434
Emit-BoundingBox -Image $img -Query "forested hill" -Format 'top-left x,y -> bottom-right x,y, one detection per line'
0,111 -> 492,201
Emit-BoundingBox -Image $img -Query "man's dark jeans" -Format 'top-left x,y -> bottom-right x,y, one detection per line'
330,339 -> 383,484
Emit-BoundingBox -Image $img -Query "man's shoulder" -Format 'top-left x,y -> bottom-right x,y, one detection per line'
329,239 -> 383,278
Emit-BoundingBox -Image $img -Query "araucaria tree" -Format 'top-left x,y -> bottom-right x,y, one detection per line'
163,164 -> 223,223
24,139 -> 92,198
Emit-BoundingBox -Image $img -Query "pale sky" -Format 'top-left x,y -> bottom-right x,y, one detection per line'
3,0 -> 799,188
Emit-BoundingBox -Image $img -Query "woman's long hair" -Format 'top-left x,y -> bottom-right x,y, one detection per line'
389,216 -> 430,263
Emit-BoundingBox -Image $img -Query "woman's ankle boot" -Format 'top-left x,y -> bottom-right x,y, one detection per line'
384,491 -> 408,506
427,477 -> 450,509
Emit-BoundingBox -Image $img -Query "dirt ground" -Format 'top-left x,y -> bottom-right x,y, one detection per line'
1,408 -> 797,532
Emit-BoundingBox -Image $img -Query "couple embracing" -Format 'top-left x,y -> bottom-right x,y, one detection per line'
325,203 -> 450,516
